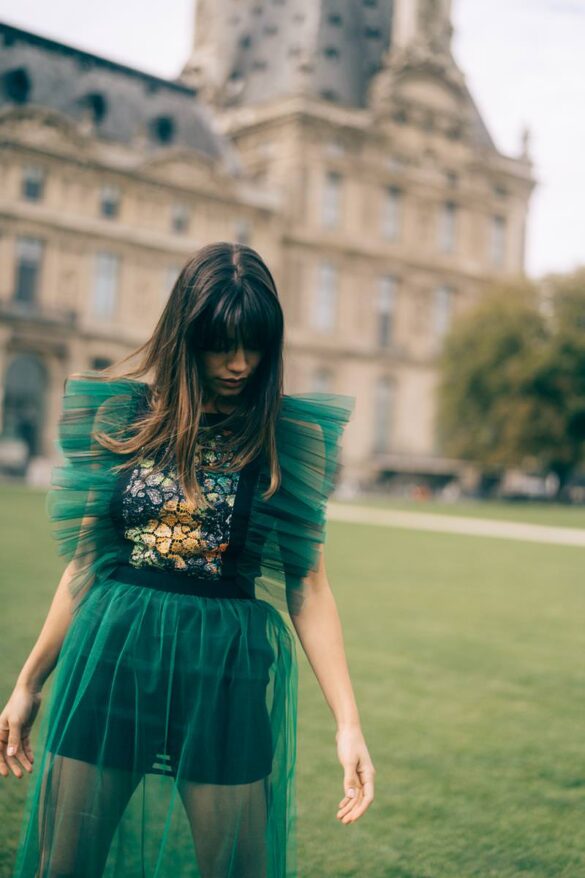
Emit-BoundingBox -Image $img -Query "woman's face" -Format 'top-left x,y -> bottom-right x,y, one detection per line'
200,341 -> 262,399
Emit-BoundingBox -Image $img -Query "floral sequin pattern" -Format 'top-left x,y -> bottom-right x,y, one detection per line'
120,429 -> 241,578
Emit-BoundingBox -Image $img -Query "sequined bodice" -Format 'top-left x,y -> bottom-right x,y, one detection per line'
109,410 -> 262,582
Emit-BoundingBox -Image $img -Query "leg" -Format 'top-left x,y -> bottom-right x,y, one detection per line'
37,753 -> 143,878
177,776 -> 269,878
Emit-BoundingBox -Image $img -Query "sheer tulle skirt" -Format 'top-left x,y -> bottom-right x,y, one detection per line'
12,575 -> 298,878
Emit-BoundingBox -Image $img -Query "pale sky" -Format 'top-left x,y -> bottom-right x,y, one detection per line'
1,0 -> 583,279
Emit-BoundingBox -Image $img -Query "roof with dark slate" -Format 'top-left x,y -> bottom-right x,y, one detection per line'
200,0 -> 394,108
0,21 -> 240,170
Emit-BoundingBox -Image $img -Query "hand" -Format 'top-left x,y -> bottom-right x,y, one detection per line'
0,684 -> 42,779
335,724 -> 375,824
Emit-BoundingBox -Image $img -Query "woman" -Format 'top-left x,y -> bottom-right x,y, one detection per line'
2,242 -> 375,878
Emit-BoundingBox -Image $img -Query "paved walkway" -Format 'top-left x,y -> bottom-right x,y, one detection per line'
328,503 -> 585,547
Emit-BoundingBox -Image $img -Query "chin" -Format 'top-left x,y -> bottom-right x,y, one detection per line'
217,384 -> 244,395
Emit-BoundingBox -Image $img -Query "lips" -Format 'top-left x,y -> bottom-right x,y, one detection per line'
218,378 -> 245,385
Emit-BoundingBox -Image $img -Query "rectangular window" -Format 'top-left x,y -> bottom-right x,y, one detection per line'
21,165 -> 45,201
322,170 -> 342,228
171,203 -> 191,234
162,264 -> 181,301
91,253 -> 120,319
381,186 -> 402,240
377,276 -> 397,347
438,201 -> 457,252
100,184 -> 121,219
312,367 -> 334,393
90,357 -> 113,371
14,236 -> 44,304
312,263 -> 337,331
490,214 -> 506,267
434,284 -> 455,338
234,218 -> 252,244
373,376 -> 394,454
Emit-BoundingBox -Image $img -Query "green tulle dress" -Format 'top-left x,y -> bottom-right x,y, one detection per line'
12,372 -> 354,878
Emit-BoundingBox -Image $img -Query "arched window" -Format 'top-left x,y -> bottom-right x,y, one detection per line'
2,353 -> 47,457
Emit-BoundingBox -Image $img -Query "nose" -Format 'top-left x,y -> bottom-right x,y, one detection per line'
226,345 -> 248,374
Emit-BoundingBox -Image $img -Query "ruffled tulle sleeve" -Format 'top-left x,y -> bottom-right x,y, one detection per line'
241,392 -> 355,617
45,372 -> 145,613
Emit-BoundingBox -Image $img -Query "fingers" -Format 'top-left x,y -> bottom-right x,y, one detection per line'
336,786 -> 362,823
344,777 -> 374,823
14,733 -> 34,774
0,723 -> 33,779
336,763 -> 375,825
0,728 -> 8,778
336,769 -> 361,824
23,734 -> 35,767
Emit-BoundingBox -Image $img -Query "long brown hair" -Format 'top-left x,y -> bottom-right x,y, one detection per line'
78,241 -> 285,508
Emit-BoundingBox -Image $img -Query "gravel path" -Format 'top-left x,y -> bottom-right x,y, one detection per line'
328,503 -> 585,547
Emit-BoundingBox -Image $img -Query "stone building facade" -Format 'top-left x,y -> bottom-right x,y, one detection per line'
0,1 -> 535,489
0,21 -> 282,471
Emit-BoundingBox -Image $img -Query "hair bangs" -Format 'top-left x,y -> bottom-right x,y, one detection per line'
189,281 -> 282,354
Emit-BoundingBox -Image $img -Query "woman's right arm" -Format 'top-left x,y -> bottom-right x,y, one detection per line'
0,558 -> 77,780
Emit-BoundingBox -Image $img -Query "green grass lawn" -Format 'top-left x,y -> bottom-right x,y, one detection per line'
1,484 -> 584,877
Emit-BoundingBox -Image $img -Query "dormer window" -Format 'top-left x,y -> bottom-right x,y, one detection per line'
150,115 -> 175,145
2,67 -> 31,104
78,92 -> 107,124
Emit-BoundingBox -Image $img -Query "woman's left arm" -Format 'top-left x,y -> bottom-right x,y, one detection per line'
289,544 -> 376,825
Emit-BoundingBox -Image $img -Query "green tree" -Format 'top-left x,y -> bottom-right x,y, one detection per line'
436,270 -> 585,494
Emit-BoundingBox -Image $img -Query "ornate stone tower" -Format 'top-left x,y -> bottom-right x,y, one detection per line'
394,0 -> 453,53
180,0 -> 535,490
182,0 -> 457,108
